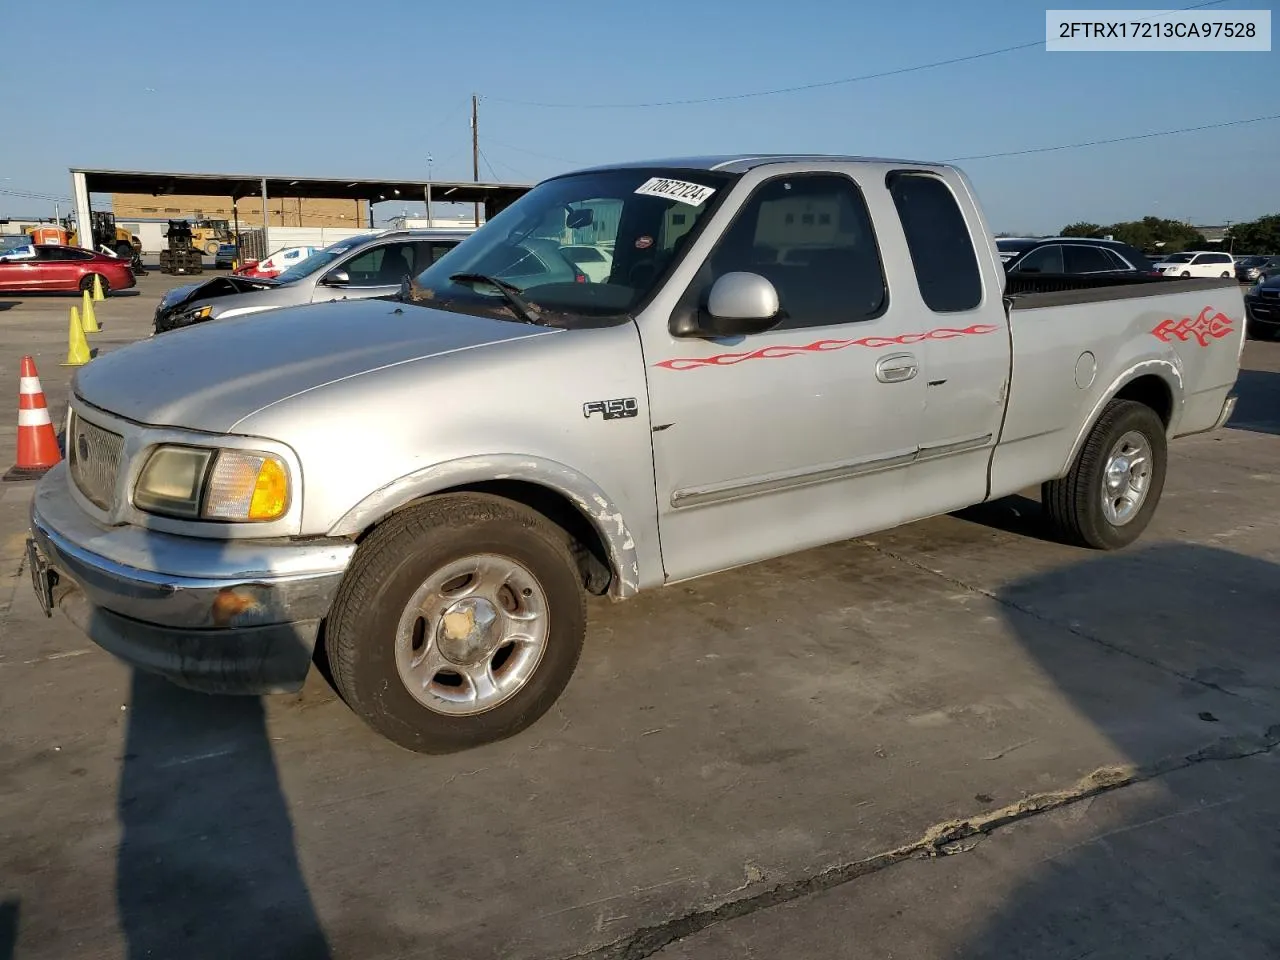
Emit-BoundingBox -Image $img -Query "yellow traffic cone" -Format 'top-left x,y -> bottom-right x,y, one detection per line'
92,273 -> 105,302
80,289 -> 100,333
62,307 -> 92,366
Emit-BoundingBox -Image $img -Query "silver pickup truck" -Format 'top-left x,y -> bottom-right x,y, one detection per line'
28,155 -> 1243,753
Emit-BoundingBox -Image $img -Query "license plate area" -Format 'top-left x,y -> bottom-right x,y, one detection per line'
26,538 -> 55,618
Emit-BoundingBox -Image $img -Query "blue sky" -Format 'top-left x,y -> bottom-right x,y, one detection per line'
0,0 -> 1275,232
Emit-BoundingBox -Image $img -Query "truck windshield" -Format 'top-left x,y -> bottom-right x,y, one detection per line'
409,167 -> 736,322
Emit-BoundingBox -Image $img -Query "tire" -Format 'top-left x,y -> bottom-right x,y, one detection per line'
1221,271 -> 1231,278
1042,399 -> 1167,550
326,493 -> 587,753
79,273 -> 107,294
204,241 -> 220,255
1181,271 -> 1191,278
115,241 -> 133,259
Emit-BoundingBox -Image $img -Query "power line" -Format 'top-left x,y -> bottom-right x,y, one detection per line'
947,112 -> 1280,162
477,148 -> 501,183
480,135 -> 585,166
488,0 -> 1228,109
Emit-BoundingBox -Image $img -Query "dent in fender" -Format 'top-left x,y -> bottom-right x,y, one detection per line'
328,455 -> 641,599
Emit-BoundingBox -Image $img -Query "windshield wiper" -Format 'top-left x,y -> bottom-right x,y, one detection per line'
449,273 -> 543,325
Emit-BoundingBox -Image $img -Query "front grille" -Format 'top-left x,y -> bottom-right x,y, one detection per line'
1261,290 -> 1279,301
69,412 -> 124,510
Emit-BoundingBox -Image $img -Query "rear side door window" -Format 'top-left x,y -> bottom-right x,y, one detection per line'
887,172 -> 982,312
1064,245 -> 1115,273
704,173 -> 887,329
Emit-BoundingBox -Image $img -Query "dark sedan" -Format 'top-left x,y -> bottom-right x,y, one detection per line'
997,237 -> 1158,276
0,245 -> 136,294
1245,273 -> 1280,339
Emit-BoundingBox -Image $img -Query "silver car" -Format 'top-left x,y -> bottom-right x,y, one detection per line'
153,228 -> 472,333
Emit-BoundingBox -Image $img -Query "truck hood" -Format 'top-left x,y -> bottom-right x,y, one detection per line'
75,298 -> 558,433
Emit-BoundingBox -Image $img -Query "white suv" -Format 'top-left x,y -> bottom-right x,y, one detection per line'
1156,250 -> 1235,278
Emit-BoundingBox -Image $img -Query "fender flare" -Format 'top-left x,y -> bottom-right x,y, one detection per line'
1056,359 -> 1184,479
327,454 -> 641,598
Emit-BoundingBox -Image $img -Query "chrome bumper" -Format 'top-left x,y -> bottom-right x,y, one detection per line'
28,463 -> 356,693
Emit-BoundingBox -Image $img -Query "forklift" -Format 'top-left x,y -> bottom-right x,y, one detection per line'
158,220 -> 204,275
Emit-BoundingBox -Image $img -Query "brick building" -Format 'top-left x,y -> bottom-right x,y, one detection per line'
110,194 -> 369,227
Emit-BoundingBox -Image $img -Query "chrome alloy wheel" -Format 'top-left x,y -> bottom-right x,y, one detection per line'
1101,430 -> 1153,526
394,553 -> 549,716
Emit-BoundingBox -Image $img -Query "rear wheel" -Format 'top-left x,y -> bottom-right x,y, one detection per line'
1221,271 -> 1231,278
1181,270 -> 1191,277
1042,399 -> 1167,550
79,273 -> 108,295
204,240 -> 220,256
326,494 -> 587,753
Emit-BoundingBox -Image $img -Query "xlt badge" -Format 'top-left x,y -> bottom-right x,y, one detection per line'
583,398 -> 639,420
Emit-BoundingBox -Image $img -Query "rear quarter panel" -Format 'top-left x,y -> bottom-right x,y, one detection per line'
989,278 -> 1243,499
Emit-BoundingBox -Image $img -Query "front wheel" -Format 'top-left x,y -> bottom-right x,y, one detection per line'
1221,271 -> 1232,278
204,240 -> 220,255
1042,399 -> 1167,550
1181,271 -> 1191,278
326,494 -> 587,753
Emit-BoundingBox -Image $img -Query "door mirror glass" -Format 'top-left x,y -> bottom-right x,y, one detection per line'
322,268 -> 350,286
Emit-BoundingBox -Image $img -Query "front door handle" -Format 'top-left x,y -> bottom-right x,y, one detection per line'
875,353 -> 918,384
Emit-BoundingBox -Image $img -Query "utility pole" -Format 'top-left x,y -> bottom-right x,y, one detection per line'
471,93 -> 480,227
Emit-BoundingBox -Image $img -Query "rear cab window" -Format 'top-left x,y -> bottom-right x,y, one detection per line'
887,171 -> 982,311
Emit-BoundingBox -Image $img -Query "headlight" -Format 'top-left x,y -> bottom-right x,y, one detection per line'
134,445 -> 291,522
182,305 -> 214,322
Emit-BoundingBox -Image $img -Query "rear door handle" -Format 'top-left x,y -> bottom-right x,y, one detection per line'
875,353 -> 918,384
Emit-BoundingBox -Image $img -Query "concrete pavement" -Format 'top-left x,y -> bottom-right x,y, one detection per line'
0,275 -> 1278,959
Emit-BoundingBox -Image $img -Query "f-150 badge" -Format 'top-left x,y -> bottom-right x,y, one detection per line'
583,398 -> 639,420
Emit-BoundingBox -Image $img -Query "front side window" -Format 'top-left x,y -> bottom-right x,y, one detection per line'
414,167 -> 733,322
693,173 -> 886,329
888,172 -> 981,312
340,242 -> 415,287
1013,244 -> 1065,274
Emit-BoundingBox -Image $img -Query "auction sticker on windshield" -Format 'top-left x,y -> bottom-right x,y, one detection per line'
634,178 -> 716,207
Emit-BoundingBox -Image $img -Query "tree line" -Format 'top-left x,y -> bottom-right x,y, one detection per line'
1058,214 -> 1280,255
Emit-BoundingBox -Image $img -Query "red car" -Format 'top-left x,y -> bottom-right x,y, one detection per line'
0,245 -> 136,294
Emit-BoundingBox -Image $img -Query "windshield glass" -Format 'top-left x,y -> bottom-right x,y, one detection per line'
275,235 -> 369,283
409,167 -> 735,322
1161,253 -> 1193,263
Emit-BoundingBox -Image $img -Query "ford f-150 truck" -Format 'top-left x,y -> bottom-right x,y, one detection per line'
27,155 -> 1244,754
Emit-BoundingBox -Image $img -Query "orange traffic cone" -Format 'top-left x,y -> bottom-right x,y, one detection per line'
3,356 -> 62,481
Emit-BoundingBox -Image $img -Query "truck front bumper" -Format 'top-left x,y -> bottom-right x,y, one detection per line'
28,463 -> 356,694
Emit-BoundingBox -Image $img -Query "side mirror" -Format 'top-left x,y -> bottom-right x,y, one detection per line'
566,208 -> 594,229
670,272 -> 782,338
322,269 -> 350,286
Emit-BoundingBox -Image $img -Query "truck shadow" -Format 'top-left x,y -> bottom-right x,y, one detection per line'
957,543 -> 1280,957
114,666 -> 332,960
0,899 -> 17,960
1227,368 -> 1280,436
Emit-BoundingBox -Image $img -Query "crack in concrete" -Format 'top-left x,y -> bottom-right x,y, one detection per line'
855,540 -> 1272,708
560,726 -> 1280,960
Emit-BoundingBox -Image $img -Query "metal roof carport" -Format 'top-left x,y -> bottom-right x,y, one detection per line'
69,168 -> 532,251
